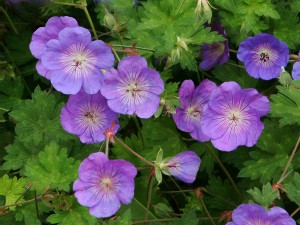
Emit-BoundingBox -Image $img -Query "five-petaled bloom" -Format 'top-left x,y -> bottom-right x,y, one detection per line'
60,90 -> 119,144
201,81 -> 270,151
199,21 -> 229,71
237,33 -> 289,80
173,79 -> 217,142
41,26 -> 114,94
292,51 -> 300,80
226,203 -> 296,225
73,152 -> 137,218
29,16 -> 78,79
101,56 -> 164,118
164,151 -> 201,183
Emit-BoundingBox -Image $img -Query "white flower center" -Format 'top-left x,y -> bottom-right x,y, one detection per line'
187,105 -> 203,118
84,111 -> 99,124
126,82 -> 141,97
227,109 -> 242,126
100,177 -> 113,191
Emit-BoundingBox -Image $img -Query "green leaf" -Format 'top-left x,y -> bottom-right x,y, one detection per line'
9,87 -> 74,145
47,197 -> 97,225
24,142 -> 80,194
0,174 -> 27,210
270,82 -> 300,126
285,173 -> 300,206
0,77 -> 24,111
238,120 -> 299,183
106,209 -> 132,225
168,210 -> 198,225
247,183 -> 277,208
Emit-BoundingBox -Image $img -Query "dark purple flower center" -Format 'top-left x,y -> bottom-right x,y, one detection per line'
126,83 -> 141,97
259,52 -> 270,62
84,111 -> 98,124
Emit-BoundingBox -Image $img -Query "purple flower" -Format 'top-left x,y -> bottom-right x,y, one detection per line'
173,79 -> 217,142
100,56 -> 164,118
227,204 -> 296,225
199,21 -> 229,71
201,81 -> 270,151
165,151 -> 201,183
40,26 -> 114,94
292,52 -> 300,80
29,16 -> 79,79
237,33 -> 289,80
60,90 -> 119,144
8,0 -> 49,5
73,152 -> 137,218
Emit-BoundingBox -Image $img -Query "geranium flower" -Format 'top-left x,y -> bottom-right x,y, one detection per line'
100,56 -> 164,118
29,16 -> 78,79
199,21 -> 229,71
201,81 -> 270,151
163,151 -> 201,183
173,79 -> 217,142
60,90 -> 119,144
227,204 -> 296,225
41,27 -> 114,94
73,152 -> 137,218
237,33 -> 289,80
292,51 -> 300,80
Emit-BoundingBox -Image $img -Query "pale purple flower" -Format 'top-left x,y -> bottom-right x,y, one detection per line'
237,33 -> 289,80
201,81 -> 270,151
227,204 -> 296,225
41,26 -> 114,94
100,56 -> 164,118
60,90 -> 119,144
165,151 -> 201,183
7,0 -> 48,5
73,152 -> 137,218
199,21 -> 229,71
29,16 -> 78,79
292,52 -> 300,80
173,79 -> 217,142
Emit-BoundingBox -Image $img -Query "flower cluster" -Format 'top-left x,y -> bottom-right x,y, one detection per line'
227,203 -> 296,225
173,80 -> 270,151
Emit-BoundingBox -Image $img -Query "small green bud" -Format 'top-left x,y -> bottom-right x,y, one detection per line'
104,9 -> 116,30
278,67 -> 292,87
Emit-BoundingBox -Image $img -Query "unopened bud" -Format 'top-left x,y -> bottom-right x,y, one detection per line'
278,67 -> 292,87
104,9 -> 116,30
195,0 -> 215,24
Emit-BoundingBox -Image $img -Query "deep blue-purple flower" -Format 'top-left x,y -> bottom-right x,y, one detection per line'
199,21 -> 229,71
227,204 -> 296,225
237,33 -> 289,80
292,51 -> 300,80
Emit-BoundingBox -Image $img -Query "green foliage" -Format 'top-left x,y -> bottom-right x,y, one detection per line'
24,142 -> 80,194
0,174 -> 27,211
270,81 -> 300,126
167,210 -> 198,225
285,173 -> 300,206
204,176 -> 239,211
47,197 -> 97,225
105,209 -> 132,225
9,87 -> 74,145
0,77 -> 24,111
247,183 -> 277,208
238,120 -> 299,183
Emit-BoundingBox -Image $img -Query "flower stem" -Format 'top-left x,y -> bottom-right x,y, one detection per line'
112,44 -> 155,52
205,144 -> 243,201
132,115 -> 145,147
198,197 -> 217,225
0,7 -> 19,34
277,135 -> 300,183
169,176 -> 187,199
175,0 -> 186,15
105,138 -> 109,156
81,6 -> 98,40
132,217 -> 219,224
144,174 -> 155,222
226,62 -> 245,69
114,135 -> 155,167
229,49 -> 237,53
112,48 -> 121,62
291,206 -> 300,217
0,196 -> 43,209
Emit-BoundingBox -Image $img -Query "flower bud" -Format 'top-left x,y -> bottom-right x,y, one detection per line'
104,9 -> 116,30
195,0 -> 214,24
278,67 -> 292,87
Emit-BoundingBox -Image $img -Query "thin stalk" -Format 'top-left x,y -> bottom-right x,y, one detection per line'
0,7 -> 19,34
132,115 -> 145,147
144,175 -> 155,222
229,49 -> 237,53
198,197 -> 216,225
112,44 -> 155,52
277,135 -> 300,183
112,48 -> 121,62
82,6 -> 98,40
169,176 -> 187,199
291,206 -> 300,217
205,144 -> 242,201
132,217 -> 219,224
105,138 -> 109,156
203,190 -> 237,207
114,136 -> 154,167
175,0 -> 186,15
0,196 -> 43,209
160,190 -> 193,194
52,1 -> 77,7
34,191 -> 39,219
226,62 -> 245,69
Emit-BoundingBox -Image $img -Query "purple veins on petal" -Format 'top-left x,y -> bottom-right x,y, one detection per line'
40,26 -> 114,94
73,152 -> 137,218
60,90 -> 119,144
237,33 -> 289,80
173,79 -> 217,142
166,151 -> 201,183
201,81 -> 270,151
100,56 -> 164,118
226,203 -> 296,225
